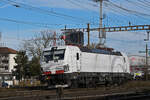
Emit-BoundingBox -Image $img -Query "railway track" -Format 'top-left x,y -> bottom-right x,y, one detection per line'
0,86 -> 150,100
0,90 -> 150,100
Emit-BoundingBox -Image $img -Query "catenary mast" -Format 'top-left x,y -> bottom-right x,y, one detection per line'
93,0 -> 107,46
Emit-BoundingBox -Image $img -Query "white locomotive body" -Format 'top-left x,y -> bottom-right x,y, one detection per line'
41,45 -> 130,87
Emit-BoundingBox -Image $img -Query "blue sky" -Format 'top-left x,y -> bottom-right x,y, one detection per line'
0,0 -> 150,55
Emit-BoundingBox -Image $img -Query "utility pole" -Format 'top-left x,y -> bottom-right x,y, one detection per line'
144,31 -> 149,81
65,25 -> 67,31
53,31 -> 56,46
91,0 -> 104,45
0,32 -> 1,47
146,43 -> 148,80
93,0 -> 106,46
99,0 -> 103,31
96,0 -> 104,46
99,0 -> 103,45
87,23 -> 90,48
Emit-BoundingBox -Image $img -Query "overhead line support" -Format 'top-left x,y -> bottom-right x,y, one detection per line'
99,25 -> 150,32
62,25 -> 150,32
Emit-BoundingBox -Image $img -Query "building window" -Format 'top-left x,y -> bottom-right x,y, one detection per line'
5,66 -> 8,70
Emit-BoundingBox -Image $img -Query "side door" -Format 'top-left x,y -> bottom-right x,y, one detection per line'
76,51 -> 81,72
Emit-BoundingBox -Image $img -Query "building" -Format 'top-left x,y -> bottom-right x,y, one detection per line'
128,55 -> 150,77
0,47 -> 17,86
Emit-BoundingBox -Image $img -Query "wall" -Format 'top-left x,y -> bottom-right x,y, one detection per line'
8,54 -> 17,72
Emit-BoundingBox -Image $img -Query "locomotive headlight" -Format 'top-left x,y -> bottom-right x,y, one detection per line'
64,64 -> 69,72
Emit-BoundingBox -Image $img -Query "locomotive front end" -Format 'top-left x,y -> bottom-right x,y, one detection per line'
40,46 -> 70,87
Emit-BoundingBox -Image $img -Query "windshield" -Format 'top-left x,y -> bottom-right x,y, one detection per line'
43,49 -> 65,62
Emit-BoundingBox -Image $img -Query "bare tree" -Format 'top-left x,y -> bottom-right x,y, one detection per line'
86,43 -> 97,49
23,30 -> 54,58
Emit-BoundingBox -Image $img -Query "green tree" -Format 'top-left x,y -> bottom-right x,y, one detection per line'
29,56 -> 41,76
14,51 -> 28,81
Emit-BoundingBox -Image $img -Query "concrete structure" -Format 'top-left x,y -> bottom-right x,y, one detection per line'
0,47 -> 17,86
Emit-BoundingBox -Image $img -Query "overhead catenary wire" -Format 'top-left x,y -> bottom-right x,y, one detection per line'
144,0 -> 150,4
95,0 -> 150,24
81,0 -> 99,7
64,0 -> 99,26
65,0 -> 96,11
1,0 -> 150,29
106,0 -> 150,23
0,17 -> 91,29
108,1 -> 150,17
0,17 -> 53,28
126,0 -> 150,11
88,1 -> 137,27
137,0 -> 150,7
103,1 -> 150,25
1,0 -> 89,23
0,3 -> 9,8
104,2 -> 130,16
87,0 -> 148,28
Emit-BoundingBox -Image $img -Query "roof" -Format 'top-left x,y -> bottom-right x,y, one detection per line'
0,47 -> 17,54
80,47 -> 122,56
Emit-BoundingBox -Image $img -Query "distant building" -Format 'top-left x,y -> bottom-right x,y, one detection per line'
128,55 -> 150,76
0,47 -> 17,86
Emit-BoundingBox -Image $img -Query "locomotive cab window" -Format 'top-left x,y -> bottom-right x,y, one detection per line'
43,49 -> 65,62
77,53 -> 79,60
